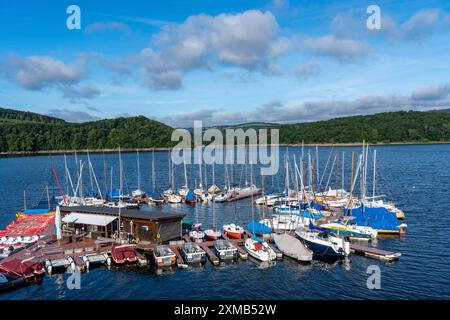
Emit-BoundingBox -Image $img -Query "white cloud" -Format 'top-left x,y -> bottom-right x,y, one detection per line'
139,10 -> 290,90
0,54 -> 83,90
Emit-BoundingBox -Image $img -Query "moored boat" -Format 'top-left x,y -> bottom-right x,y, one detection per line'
273,233 -> 313,263
180,242 -> 206,264
295,228 -> 350,259
244,237 -> 276,262
222,223 -> 244,239
153,245 -> 176,267
204,227 -> 222,241
111,244 -> 138,265
213,239 -> 238,260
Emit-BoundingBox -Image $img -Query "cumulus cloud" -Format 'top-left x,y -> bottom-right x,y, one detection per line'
0,54 -> 83,90
161,84 -> 450,127
303,35 -> 369,63
139,10 -> 290,90
47,108 -> 100,123
84,21 -> 131,34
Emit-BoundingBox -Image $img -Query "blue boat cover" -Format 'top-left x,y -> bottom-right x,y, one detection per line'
246,221 -> 272,235
345,206 -> 400,231
22,208 -> 52,214
312,203 -> 325,211
185,191 -> 196,202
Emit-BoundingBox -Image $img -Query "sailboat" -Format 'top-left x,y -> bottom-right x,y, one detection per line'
204,197 -> 221,240
320,216 -> 377,240
222,223 -> 244,239
148,149 -> 164,205
295,224 -> 350,259
163,151 -> 174,197
245,164 -> 276,262
132,150 -> 146,198
193,147 -> 204,197
189,203 -> 205,241
178,150 -> 190,197
207,155 -> 220,194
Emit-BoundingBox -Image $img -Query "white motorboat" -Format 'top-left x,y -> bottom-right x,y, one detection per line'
245,238 -> 276,262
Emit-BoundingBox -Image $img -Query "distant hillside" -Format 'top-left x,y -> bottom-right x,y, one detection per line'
280,111 -> 450,144
1,108 -> 450,152
0,108 -> 175,152
0,107 -> 65,124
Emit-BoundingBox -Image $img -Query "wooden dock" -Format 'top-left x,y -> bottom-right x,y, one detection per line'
170,246 -> 188,268
222,233 -> 248,260
198,242 -> 220,266
350,243 -> 401,262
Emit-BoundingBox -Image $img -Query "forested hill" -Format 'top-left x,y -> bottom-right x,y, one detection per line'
1,108 -> 450,153
0,107 -> 65,124
279,111 -> 450,144
0,108 -> 175,152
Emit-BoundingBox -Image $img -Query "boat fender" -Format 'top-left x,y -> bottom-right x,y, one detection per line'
106,257 -> 112,267
85,260 -> 90,271
344,241 -> 350,256
47,264 -> 52,275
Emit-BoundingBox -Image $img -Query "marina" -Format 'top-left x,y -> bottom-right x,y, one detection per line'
0,144 -> 448,299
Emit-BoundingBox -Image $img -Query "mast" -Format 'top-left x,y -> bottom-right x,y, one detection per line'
152,149 -> 156,192
373,149 -> 377,202
341,151 -> 345,196
183,149 -> 188,188
349,152 -> 355,214
137,149 -> 141,190
198,146 -> 203,189
23,190 -> 27,210
118,147 -> 123,237
315,145 -> 319,186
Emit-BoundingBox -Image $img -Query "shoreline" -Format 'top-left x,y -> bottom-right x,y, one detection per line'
0,140 -> 449,157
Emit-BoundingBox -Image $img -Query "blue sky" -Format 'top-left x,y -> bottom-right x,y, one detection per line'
1,0 -> 450,126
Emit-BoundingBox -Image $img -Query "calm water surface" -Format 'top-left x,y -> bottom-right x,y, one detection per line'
1,145 -> 449,300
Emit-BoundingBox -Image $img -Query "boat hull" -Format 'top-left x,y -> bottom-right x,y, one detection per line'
302,238 -> 344,258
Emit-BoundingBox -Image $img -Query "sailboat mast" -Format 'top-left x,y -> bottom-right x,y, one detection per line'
341,151 -> 345,196
152,149 -> 155,192
373,149 -> 377,202
119,147 -> 123,237
183,150 -> 188,188
349,152 -> 355,213
198,147 -> 203,188
137,149 -> 141,190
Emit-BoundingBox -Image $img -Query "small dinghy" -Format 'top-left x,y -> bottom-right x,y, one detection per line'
189,229 -> 205,241
223,223 -> 244,239
167,194 -> 182,204
204,227 -> 222,241
0,257 -> 45,279
245,237 -> 276,262
213,239 -> 238,260
111,244 -> 138,265
153,245 -> 176,267
180,243 -> 206,264
273,233 -> 313,263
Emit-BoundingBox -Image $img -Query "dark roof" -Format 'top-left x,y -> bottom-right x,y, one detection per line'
59,206 -> 185,221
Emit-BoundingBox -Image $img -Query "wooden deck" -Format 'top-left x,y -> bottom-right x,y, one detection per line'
350,243 -> 401,262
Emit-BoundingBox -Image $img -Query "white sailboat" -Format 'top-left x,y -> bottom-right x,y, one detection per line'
132,149 -> 146,198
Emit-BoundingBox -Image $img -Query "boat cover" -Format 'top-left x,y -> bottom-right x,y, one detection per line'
273,233 -> 312,261
345,206 -> 401,231
62,213 -> 117,226
247,221 -> 272,235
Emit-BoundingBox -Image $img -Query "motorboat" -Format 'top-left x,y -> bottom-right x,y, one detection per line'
180,242 -> 206,264
245,237 -> 276,262
111,244 -> 138,265
153,245 -> 176,267
213,239 -> 238,260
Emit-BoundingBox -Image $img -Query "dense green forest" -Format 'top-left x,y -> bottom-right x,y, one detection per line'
0,108 -> 175,152
279,111 -> 450,144
1,108 -> 450,152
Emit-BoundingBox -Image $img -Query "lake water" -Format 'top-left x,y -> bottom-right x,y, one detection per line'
1,145 -> 449,300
